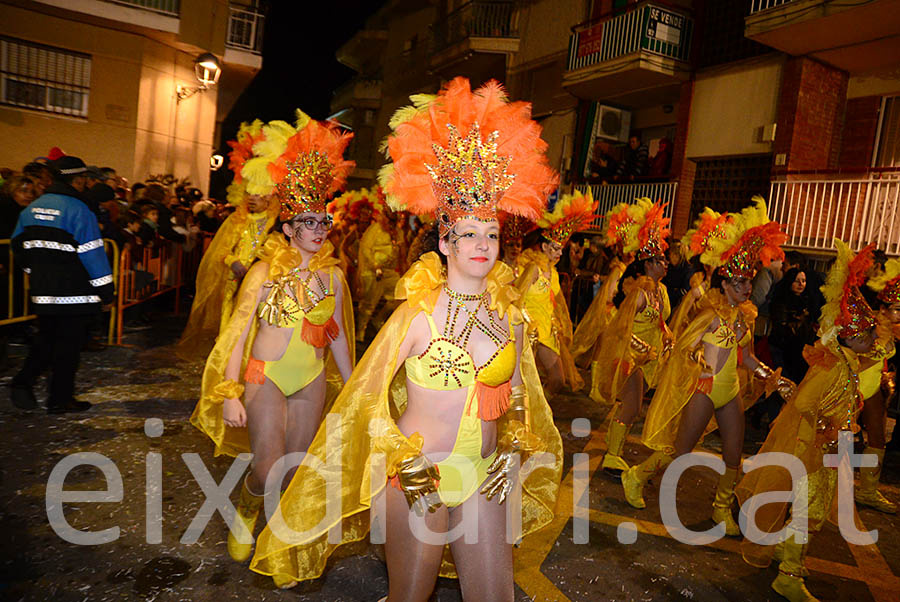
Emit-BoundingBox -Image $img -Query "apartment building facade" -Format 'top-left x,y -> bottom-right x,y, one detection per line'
0,0 -> 265,192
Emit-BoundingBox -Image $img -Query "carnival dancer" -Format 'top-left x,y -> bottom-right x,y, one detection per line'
355,192 -> 402,341
516,190 -> 596,394
621,198 -> 796,534
177,120 -> 281,359
328,187 -> 375,285
736,239 -> 877,602
500,212 -> 531,271
668,208 -> 731,339
249,77 -> 562,598
592,198 -> 672,475
190,114 -> 356,572
855,258 -> 900,513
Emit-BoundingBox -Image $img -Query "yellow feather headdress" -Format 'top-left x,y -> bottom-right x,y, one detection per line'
701,197 -> 785,279
868,257 -> 900,306
537,189 -> 598,247
606,198 -> 671,260
819,239 -> 877,341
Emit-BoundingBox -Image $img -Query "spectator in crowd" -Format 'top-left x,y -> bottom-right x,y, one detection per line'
661,239 -> 692,312
192,200 -> 220,233
22,162 -> 54,197
750,257 -> 784,335
142,183 -> 186,244
9,155 -> 114,414
648,137 -> 673,179
753,267 -> 818,430
130,182 -> 146,203
589,139 -> 619,184
84,165 -> 107,190
615,135 -> 649,181
83,182 -> 115,234
1,174 -> 37,237
138,203 -> 160,246
783,249 -> 825,321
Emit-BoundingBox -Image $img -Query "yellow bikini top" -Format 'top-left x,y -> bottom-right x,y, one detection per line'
405,313 -> 516,391
701,318 -> 751,350
258,268 -> 335,328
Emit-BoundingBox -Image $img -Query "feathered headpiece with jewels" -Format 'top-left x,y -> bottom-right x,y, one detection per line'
606,198 -> 671,260
225,119 -> 264,206
268,116 -> 355,220
240,119 -> 298,197
537,189 -> 598,247
499,212 -> 534,245
378,77 -> 558,237
328,188 -> 375,225
868,257 -> 900,306
820,239 -> 877,341
702,197 -> 786,279
682,207 -> 732,259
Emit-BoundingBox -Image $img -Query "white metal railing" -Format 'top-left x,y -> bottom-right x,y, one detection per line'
226,6 -> 264,54
567,2 -> 693,71
768,176 -> 900,255
749,0 -> 798,14
574,181 -> 677,232
107,0 -> 179,16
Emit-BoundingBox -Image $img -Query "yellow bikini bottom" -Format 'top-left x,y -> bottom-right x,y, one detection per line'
245,327 -> 324,397
697,348 -> 740,409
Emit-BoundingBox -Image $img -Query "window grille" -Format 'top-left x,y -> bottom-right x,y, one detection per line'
1,36 -> 91,118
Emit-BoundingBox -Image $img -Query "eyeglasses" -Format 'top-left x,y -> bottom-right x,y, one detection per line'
296,217 -> 333,232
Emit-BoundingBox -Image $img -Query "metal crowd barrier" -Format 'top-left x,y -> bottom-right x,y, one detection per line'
1,238 -> 34,327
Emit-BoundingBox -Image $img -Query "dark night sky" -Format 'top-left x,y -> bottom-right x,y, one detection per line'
210,0 -> 381,197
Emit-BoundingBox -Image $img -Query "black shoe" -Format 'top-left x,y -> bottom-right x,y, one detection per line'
10,385 -> 38,410
47,399 -> 92,414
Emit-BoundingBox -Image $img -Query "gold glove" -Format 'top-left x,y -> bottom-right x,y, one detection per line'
661,330 -> 675,356
753,362 -> 796,400
630,333 -> 652,356
396,454 -> 442,515
481,385 -> 543,505
689,345 -> 711,373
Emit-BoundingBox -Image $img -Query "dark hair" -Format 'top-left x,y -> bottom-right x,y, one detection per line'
140,204 -> 158,217
124,210 -> 141,224
23,162 -> 51,179
143,183 -> 167,204
710,270 -> 727,293
771,267 -> 809,305
419,221 -> 446,264
784,250 -> 807,271
522,228 -> 548,251
612,258 -> 648,307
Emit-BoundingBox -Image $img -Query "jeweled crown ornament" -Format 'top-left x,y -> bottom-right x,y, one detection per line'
379,77 -> 557,237
606,198 -> 670,260
702,197 -> 785,280
538,189 -> 598,247
275,150 -> 334,219
426,123 -> 515,236
819,239 -> 877,341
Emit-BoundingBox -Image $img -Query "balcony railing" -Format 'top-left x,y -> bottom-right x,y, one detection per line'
431,1 -> 518,54
768,175 -> 900,255
106,0 -> 179,16
567,1 -> 693,71
749,0 -> 798,13
226,5 -> 264,54
574,181 -> 677,231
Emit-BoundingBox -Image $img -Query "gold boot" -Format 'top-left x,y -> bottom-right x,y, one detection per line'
771,532 -> 819,602
227,479 -> 264,562
774,540 -> 809,577
601,419 -> 631,474
711,466 -> 741,536
622,451 -> 672,509
272,573 -> 298,589
589,361 -> 603,403
855,447 -> 897,514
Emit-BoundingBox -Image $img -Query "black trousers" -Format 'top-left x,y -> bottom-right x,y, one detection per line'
13,313 -> 91,407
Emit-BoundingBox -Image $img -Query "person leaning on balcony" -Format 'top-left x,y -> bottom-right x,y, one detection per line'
9,156 -> 114,414
516,190 -> 595,398
614,134 -> 649,181
737,239 -> 876,602
189,114 -> 356,589
248,78 -> 562,598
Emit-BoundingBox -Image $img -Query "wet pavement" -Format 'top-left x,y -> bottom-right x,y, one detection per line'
1,310 -> 899,601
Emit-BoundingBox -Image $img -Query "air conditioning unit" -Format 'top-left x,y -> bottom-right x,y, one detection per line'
595,105 -> 631,143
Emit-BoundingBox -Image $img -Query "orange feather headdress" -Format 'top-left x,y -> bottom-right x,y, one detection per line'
537,189 -> 598,247
682,207 -> 732,259
606,198 -> 671,260
225,119 -> 265,206
499,212 -> 535,245
702,197 -> 786,280
820,240 -> 877,341
268,118 -> 355,220
868,257 -> 900,306
378,77 -> 558,237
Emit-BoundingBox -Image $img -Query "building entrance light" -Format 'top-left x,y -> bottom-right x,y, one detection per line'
177,52 -> 222,101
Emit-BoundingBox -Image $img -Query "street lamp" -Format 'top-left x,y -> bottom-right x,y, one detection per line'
176,52 -> 222,102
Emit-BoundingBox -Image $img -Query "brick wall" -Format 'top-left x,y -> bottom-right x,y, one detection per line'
839,95 -> 881,168
671,80 -> 695,236
774,57 -> 848,171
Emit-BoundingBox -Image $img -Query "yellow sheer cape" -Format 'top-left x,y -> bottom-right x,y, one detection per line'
571,259 -> 626,364
249,253 -> 563,582
591,276 -> 670,404
736,340 -> 862,568
641,289 -> 757,452
177,205 -> 278,360
668,271 -> 707,340
517,249 -> 584,391
189,236 -> 355,457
